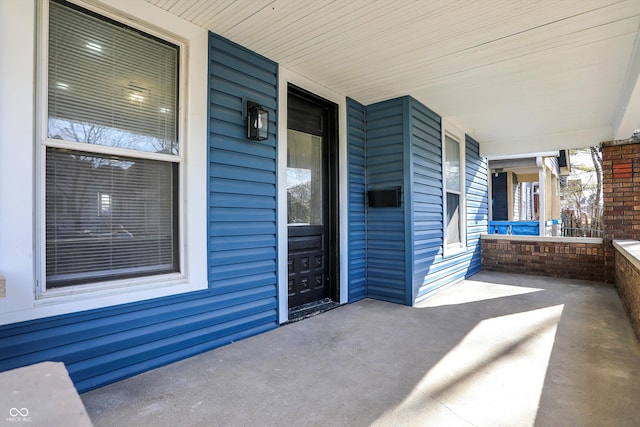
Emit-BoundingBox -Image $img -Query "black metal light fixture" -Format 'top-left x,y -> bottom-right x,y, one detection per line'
247,101 -> 268,141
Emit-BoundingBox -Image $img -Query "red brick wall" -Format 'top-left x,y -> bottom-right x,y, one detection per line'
602,141 -> 640,282
481,237 -> 605,282
615,248 -> 640,339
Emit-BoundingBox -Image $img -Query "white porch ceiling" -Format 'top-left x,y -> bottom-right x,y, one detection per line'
145,0 -> 640,157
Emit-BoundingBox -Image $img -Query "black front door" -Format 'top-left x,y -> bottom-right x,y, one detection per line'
287,86 -> 338,309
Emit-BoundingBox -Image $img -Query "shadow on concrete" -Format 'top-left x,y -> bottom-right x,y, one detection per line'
81,271 -> 640,427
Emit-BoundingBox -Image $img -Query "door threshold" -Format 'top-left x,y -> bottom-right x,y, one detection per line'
287,298 -> 340,323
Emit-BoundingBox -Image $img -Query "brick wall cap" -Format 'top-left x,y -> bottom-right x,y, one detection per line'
480,234 -> 603,244
601,138 -> 640,147
613,240 -> 640,271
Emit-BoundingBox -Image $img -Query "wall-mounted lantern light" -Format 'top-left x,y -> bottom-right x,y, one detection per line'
247,101 -> 268,141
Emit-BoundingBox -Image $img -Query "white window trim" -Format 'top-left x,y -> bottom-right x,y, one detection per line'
0,0 -> 208,325
38,0 -> 186,299
442,120 -> 467,256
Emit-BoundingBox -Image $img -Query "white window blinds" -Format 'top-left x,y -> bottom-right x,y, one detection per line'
45,0 -> 180,289
45,148 -> 178,287
48,0 -> 179,154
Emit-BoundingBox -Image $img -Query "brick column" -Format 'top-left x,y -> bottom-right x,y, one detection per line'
602,139 -> 640,282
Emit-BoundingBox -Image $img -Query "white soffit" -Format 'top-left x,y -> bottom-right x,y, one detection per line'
144,0 -> 640,157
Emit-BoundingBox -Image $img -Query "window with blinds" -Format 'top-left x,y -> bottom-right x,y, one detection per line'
45,0 -> 180,289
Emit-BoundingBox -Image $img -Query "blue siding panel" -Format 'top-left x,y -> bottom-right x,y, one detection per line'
347,98 -> 367,302
409,99 -> 489,302
364,98 -> 408,305
465,135 -> 489,276
0,33 -> 279,393
208,34 -> 278,319
349,95 -> 489,305
409,98 -> 444,300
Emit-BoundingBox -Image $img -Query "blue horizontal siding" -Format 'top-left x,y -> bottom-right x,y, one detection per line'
0,32 -> 279,393
409,98 -> 489,302
364,98 -> 407,305
206,31 -> 279,333
465,135 -> 488,275
1,286 -> 273,358
348,95 -> 489,305
347,98 -> 367,302
0,286 -> 277,392
416,253 -> 475,296
409,98 -> 443,301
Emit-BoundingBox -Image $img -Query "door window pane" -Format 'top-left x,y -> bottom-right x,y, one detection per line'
287,129 -> 323,225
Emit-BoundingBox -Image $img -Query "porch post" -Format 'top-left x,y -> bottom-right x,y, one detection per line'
537,157 -> 546,236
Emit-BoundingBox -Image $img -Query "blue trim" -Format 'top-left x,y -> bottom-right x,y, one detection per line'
403,97 -> 415,306
346,98 -> 367,303
274,57 -> 280,321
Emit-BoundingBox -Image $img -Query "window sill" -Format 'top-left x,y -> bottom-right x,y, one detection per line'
37,272 -> 187,301
1,275 -> 207,326
443,244 -> 467,259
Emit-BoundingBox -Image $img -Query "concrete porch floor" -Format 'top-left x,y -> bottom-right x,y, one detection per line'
81,271 -> 640,426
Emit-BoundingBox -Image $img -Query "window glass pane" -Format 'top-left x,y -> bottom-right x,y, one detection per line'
48,0 -> 179,154
446,192 -> 461,245
287,129 -> 323,225
445,135 -> 460,190
45,147 -> 179,287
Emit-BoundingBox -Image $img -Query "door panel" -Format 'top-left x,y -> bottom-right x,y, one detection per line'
287,226 -> 326,306
287,88 -> 334,309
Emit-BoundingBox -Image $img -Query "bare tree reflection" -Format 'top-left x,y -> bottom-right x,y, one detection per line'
49,119 -> 178,155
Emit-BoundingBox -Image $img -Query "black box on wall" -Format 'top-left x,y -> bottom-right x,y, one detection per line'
367,186 -> 402,208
